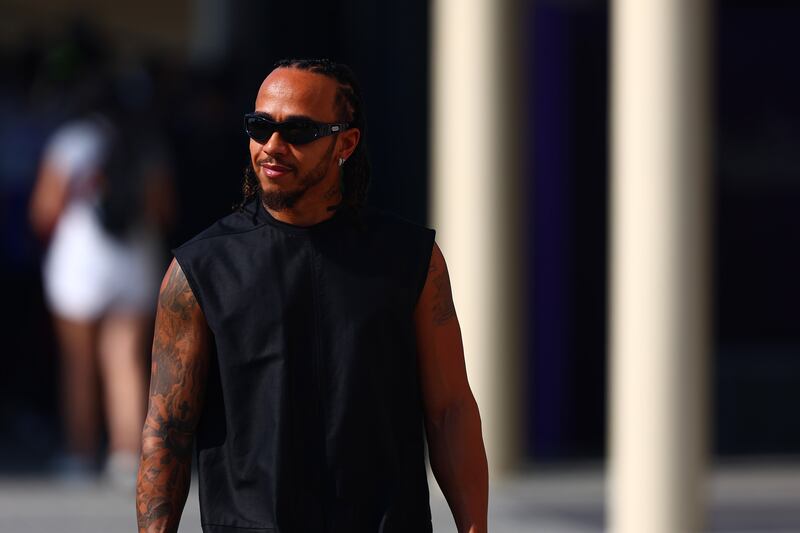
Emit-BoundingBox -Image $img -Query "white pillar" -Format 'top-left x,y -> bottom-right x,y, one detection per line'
430,0 -> 524,477
609,1 -> 712,532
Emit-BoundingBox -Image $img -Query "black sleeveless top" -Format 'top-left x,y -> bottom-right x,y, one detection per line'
173,198 -> 436,533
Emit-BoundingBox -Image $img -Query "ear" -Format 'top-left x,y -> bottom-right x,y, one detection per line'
337,127 -> 361,161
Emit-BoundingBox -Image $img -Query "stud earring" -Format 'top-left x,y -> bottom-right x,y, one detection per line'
338,157 -> 346,167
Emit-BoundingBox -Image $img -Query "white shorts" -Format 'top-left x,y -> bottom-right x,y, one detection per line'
43,203 -> 161,321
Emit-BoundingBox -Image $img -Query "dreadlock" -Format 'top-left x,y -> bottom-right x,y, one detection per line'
239,58 -> 371,212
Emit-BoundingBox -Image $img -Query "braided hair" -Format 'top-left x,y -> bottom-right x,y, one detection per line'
239,58 -> 371,212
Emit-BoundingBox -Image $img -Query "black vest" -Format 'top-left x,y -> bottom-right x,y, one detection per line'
173,198 -> 436,533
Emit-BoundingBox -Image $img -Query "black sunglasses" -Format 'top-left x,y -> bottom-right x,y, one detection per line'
244,113 -> 349,145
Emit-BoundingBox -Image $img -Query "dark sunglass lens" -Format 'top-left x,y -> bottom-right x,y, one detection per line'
280,122 -> 318,145
246,116 -> 274,142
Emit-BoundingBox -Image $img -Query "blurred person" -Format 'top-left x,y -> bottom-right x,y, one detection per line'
136,59 -> 488,533
29,71 -> 174,487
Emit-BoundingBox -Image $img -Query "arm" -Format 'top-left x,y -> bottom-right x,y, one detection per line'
137,259 -> 210,533
28,161 -> 69,241
414,242 -> 489,533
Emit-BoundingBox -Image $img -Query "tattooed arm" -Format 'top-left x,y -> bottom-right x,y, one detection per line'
413,242 -> 488,533
137,259 -> 210,533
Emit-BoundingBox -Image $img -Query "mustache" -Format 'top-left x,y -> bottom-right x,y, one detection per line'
256,156 -> 294,169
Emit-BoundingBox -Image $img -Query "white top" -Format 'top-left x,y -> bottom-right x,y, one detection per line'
42,117 -> 160,320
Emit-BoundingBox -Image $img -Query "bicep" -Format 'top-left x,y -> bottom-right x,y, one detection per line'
413,242 -> 473,422
145,258 -> 210,441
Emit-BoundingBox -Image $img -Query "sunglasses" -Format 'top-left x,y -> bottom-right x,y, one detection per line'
244,113 -> 349,145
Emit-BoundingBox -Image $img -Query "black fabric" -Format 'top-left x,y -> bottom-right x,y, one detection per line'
173,198 -> 436,533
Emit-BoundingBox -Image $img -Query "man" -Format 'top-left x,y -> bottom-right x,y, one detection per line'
136,59 -> 488,533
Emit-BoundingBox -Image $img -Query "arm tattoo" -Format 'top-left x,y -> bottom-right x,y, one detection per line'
429,250 -> 457,326
137,260 -> 208,533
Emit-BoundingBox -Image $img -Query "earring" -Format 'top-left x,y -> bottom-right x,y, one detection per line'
338,157 -> 346,167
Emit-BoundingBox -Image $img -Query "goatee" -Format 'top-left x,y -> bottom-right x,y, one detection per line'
257,139 -> 335,211
261,185 -> 308,211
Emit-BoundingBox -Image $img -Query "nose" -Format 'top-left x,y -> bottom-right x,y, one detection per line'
262,130 -> 288,156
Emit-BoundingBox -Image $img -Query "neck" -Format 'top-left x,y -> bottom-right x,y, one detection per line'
261,183 -> 343,227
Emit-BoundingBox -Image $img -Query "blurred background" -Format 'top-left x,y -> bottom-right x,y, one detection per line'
1,0 -> 799,531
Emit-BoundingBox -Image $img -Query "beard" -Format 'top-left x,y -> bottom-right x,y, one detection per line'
258,140 -> 336,211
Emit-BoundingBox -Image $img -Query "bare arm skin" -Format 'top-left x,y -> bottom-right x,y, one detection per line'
137,259 -> 210,533
28,161 -> 69,241
414,242 -> 489,533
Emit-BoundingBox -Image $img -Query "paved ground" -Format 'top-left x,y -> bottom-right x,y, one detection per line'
0,463 -> 798,532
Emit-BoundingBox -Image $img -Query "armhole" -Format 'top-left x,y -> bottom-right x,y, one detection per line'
171,247 -> 208,320
413,228 -> 436,307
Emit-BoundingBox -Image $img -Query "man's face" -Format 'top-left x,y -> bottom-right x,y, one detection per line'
249,68 -> 345,211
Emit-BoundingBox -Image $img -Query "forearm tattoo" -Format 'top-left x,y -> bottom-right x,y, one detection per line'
137,261 -> 208,533
429,248 -> 457,326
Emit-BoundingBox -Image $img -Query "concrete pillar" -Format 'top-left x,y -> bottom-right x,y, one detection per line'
430,0 -> 524,477
609,1 -> 712,532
